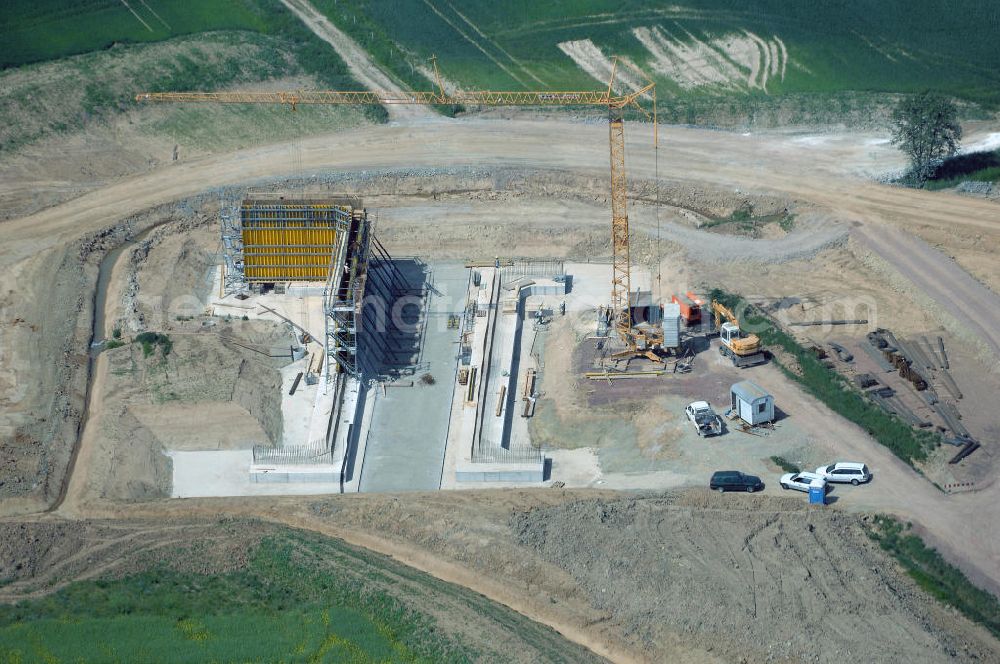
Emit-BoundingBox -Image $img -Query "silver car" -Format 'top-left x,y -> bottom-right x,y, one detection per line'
814,462 -> 872,485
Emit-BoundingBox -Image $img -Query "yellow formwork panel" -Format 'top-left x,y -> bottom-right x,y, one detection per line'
240,203 -> 347,281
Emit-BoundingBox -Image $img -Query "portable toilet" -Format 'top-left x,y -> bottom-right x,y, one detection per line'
661,303 -> 681,350
730,380 -> 774,425
808,478 -> 827,505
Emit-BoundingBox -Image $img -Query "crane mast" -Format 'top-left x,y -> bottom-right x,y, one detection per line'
136,61 -> 662,360
608,109 -> 631,334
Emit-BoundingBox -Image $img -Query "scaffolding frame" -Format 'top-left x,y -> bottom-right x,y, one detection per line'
323,207 -> 372,381
220,196 -> 248,296
220,192 -> 374,381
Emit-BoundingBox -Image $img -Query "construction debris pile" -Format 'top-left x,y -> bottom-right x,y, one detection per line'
861,329 -> 978,462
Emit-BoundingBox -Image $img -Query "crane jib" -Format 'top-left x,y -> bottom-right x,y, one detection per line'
134,73 -> 660,360
134,90 -> 652,107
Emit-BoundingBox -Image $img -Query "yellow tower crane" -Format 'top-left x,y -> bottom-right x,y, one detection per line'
137,60 -> 663,360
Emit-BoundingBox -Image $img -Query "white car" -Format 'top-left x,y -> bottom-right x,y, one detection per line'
685,401 -> 722,437
814,462 -> 872,485
779,471 -> 825,492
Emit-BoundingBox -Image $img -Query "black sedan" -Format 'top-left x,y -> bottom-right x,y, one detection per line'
710,470 -> 764,493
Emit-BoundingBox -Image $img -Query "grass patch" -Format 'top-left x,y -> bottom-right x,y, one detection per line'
135,331 -> 172,358
711,289 -> 938,466
701,205 -> 795,236
729,206 -> 753,223
866,515 -> 1000,639
104,339 -> 125,351
770,456 -> 800,474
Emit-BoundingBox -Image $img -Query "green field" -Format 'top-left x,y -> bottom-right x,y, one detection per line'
1,610 -> 412,663
7,1 -> 1000,106
0,526 -> 598,663
305,0 -> 1000,111
0,535 -> 443,662
1,0 -> 376,92
5,0 -> 999,133
1,0 -> 270,67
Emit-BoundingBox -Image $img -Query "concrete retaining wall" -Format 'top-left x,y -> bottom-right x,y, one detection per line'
250,463 -> 339,483
455,469 -> 545,482
521,284 -> 566,297
455,460 -> 545,483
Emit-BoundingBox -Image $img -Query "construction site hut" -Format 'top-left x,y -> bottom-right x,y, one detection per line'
730,381 -> 774,425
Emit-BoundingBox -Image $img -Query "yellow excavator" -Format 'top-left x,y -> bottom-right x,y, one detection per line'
711,300 -> 767,368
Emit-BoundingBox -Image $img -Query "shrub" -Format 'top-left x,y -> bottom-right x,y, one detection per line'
866,515 -> 1000,639
770,456 -> 800,474
134,331 -> 172,358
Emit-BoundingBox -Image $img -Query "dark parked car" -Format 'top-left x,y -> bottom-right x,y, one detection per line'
710,470 -> 764,493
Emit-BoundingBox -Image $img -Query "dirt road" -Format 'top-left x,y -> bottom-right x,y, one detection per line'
278,0 -> 432,121
2,118 -> 997,255
853,223 -> 1000,359
2,117 -> 996,357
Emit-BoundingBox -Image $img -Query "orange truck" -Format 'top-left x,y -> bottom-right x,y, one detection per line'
671,291 -> 703,326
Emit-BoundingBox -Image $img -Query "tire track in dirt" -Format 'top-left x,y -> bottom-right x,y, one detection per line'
278,0 -> 431,121
0,523 -> 220,601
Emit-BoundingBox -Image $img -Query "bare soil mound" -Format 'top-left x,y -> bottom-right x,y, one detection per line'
509,493 -> 994,662
294,489 -> 999,663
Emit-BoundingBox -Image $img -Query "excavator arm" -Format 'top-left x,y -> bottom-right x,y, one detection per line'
711,299 -> 762,356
